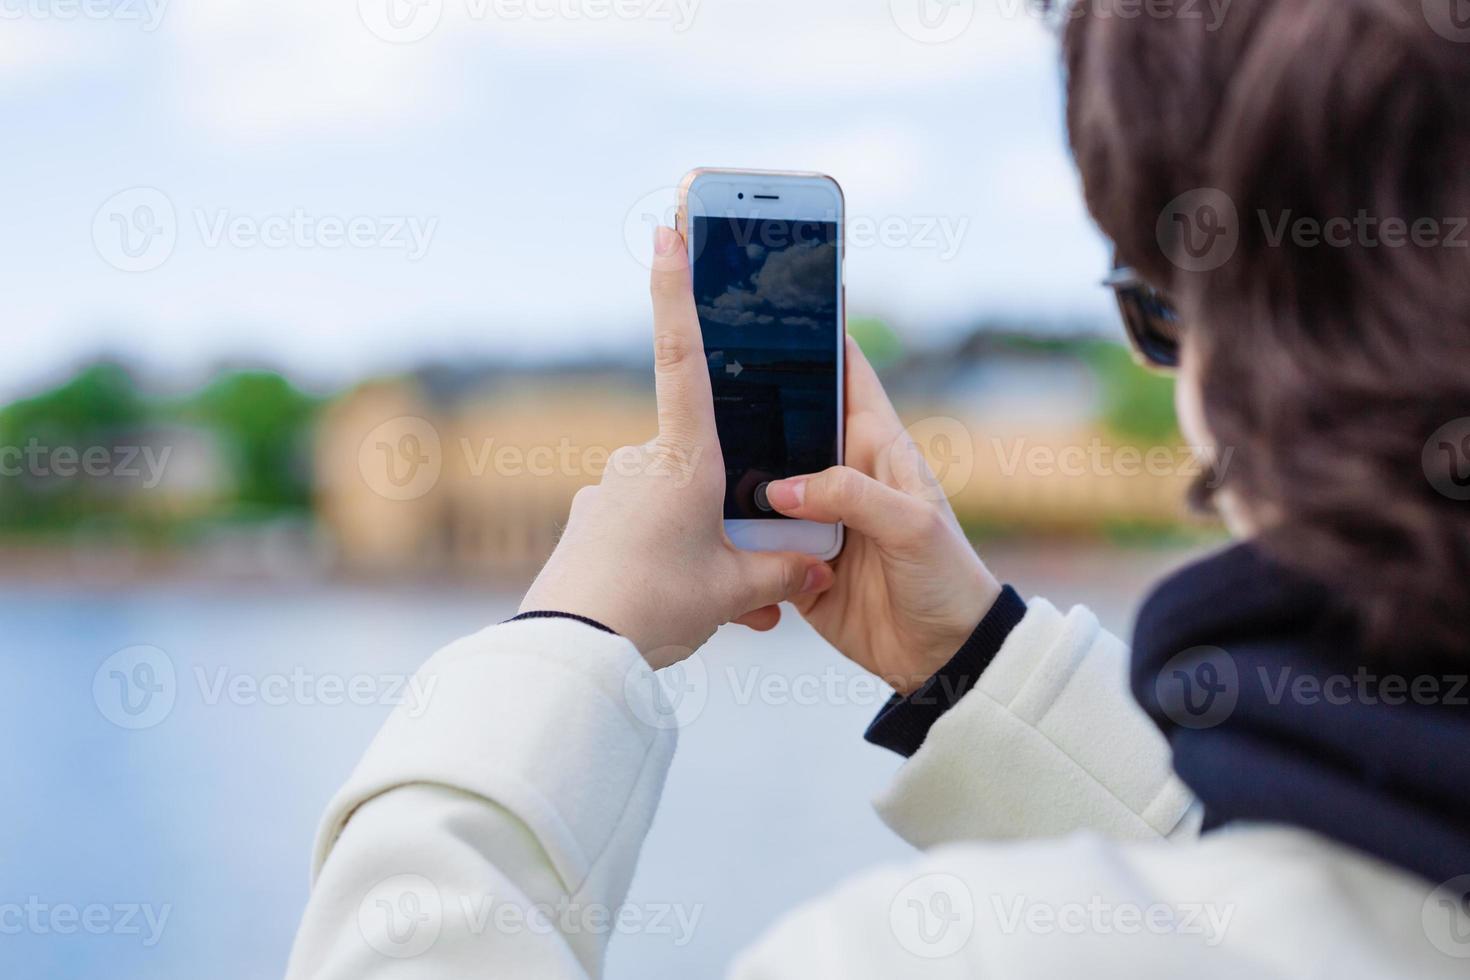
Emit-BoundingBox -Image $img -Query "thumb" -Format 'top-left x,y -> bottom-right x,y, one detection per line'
734,551 -> 834,614
764,466 -> 934,548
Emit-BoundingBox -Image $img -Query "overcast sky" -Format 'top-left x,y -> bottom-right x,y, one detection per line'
0,0 -> 1116,399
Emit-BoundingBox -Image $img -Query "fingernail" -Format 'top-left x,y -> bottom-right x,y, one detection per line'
654,225 -> 679,255
800,563 -> 831,594
765,478 -> 804,510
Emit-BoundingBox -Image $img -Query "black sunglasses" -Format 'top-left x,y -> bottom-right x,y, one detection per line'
1102,262 -> 1181,371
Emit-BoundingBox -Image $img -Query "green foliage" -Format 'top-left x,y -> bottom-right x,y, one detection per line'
1100,518 -> 1224,548
0,361 -> 322,537
1081,341 -> 1180,443
0,362 -> 148,530
847,317 -> 903,371
174,371 -> 320,515
951,328 -> 1179,443
0,361 -> 145,442
988,332 -> 1095,357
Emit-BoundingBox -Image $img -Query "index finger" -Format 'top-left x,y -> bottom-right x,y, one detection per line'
649,225 -> 716,447
845,334 -> 904,440
843,334 -> 906,473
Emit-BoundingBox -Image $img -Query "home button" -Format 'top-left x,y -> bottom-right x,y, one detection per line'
754,482 -> 773,512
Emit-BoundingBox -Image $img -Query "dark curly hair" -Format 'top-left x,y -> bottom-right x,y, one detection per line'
1055,0 -> 1470,658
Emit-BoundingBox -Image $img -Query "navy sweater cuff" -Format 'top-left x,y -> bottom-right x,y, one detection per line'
503,611 -> 619,635
863,585 -> 1027,758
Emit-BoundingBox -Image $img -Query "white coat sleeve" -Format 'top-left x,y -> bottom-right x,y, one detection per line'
285,617 -> 677,979
872,598 -> 1201,849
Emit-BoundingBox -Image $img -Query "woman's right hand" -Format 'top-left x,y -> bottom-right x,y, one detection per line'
761,338 -> 1004,695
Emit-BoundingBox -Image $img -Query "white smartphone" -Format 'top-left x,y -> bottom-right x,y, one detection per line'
677,168 -> 846,560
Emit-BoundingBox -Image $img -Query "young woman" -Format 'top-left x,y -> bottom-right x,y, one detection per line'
287,1 -> 1469,975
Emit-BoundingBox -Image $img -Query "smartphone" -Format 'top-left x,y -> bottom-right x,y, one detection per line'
677,168 -> 845,560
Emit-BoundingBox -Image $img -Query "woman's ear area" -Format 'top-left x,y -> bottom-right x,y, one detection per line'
1174,334 -> 1257,537
1174,333 -> 1212,458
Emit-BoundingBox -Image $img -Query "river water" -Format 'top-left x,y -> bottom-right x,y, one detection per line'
0,543 -> 1208,977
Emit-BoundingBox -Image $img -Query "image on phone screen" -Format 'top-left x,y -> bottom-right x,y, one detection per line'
691,216 -> 841,520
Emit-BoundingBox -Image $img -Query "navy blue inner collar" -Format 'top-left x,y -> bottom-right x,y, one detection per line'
1131,542 -> 1470,889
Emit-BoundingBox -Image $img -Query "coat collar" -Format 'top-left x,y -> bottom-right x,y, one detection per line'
1131,542 -> 1470,890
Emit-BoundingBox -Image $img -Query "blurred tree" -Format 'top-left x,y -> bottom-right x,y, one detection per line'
0,362 -> 323,538
0,360 -> 145,439
962,329 -> 1179,442
1082,340 -> 1180,443
177,371 -> 319,516
847,316 -> 903,371
0,361 -> 147,531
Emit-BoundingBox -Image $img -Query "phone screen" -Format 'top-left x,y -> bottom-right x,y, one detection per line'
692,216 -> 840,520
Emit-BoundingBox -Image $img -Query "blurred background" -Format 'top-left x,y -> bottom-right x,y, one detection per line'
0,0 -> 1224,976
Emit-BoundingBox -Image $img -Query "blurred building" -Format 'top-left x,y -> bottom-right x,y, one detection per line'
315,364 -> 651,578
886,331 -> 1198,534
315,334 -> 1205,577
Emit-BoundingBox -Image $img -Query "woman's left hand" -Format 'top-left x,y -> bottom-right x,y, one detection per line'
518,226 -> 835,667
